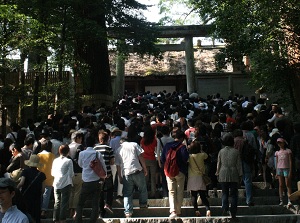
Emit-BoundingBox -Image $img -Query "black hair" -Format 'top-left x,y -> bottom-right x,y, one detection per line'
222,133 -> 234,146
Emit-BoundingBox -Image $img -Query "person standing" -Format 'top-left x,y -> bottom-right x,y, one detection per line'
115,139 -> 148,218
275,137 -> 293,206
51,145 -> 74,223
0,178 -> 29,223
37,138 -> 55,219
68,131 -> 84,218
75,133 -> 107,223
161,131 -> 189,218
140,126 -> 157,198
17,155 -> 46,223
157,126 -> 174,198
187,140 -> 211,217
216,133 -> 243,220
94,130 -> 114,217
109,127 -> 123,199
233,129 -> 255,206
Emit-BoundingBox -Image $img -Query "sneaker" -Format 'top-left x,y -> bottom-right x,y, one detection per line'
169,212 -> 177,218
287,202 -> 293,207
104,205 -> 113,214
222,210 -> 230,217
279,201 -> 283,206
206,210 -> 211,217
247,202 -> 255,207
125,213 -> 132,218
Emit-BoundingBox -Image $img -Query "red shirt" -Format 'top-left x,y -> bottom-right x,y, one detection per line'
140,138 -> 157,160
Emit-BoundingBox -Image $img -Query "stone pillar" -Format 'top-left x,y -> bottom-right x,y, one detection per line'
184,36 -> 196,93
115,52 -> 125,99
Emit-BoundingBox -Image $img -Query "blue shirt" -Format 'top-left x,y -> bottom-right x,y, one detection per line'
0,205 -> 29,223
78,147 -> 107,182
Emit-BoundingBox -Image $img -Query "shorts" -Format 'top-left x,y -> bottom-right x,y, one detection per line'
277,168 -> 290,177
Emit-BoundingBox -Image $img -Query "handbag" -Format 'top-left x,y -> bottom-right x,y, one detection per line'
10,168 -> 23,183
10,155 -> 24,183
90,152 -> 107,179
191,156 -> 211,186
202,174 -> 212,186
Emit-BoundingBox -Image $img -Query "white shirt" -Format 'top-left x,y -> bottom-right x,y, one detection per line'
115,142 -> 144,176
51,156 -> 74,189
78,147 -> 107,182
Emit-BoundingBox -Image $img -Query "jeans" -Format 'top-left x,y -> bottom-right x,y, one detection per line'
221,182 -> 238,217
123,171 -> 148,215
53,184 -> 71,221
166,171 -> 185,215
145,159 -> 157,197
242,161 -> 253,204
75,180 -> 102,223
41,186 -> 53,211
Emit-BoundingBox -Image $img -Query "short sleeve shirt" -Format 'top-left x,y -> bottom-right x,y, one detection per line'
275,148 -> 292,169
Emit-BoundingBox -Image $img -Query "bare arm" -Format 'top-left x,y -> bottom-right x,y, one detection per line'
117,165 -> 122,184
17,176 -> 25,190
138,154 -> 148,176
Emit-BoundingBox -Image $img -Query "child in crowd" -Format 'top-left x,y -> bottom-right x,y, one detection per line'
275,138 -> 292,206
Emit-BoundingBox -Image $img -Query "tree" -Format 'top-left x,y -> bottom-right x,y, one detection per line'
187,0 -> 300,114
14,0 -> 159,97
70,0 -> 159,95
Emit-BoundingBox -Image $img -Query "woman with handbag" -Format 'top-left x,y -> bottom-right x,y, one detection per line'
5,143 -> 25,182
17,154 -> 46,223
187,140 -> 211,217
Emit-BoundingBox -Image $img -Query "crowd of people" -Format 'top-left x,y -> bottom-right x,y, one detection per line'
0,90 -> 299,222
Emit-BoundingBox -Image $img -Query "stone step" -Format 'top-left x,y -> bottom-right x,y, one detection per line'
111,196 -> 282,207
41,213 -> 299,223
41,204 -> 297,220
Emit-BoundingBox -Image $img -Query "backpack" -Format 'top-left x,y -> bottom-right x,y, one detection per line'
156,125 -> 163,138
164,144 -> 183,177
241,140 -> 256,164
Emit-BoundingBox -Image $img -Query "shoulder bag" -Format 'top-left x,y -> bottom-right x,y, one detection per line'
90,152 -> 107,179
191,156 -> 211,186
10,155 -> 24,183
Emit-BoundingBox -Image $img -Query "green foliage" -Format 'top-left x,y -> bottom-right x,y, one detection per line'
189,0 -> 300,112
158,0 -> 200,25
37,81 -> 72,117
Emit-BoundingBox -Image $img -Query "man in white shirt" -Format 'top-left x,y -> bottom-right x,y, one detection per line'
75,133 -> 107,223
115,140 -> 148,218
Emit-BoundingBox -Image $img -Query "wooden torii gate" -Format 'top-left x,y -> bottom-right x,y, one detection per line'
110,25 -> 213,97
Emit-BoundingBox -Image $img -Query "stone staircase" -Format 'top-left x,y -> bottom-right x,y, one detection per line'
41,182 -> 300,223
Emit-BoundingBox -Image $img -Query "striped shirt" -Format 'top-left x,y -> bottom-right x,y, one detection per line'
94,144 -> 114,175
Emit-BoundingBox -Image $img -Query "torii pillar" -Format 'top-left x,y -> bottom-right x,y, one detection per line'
184,36 -> 196,93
